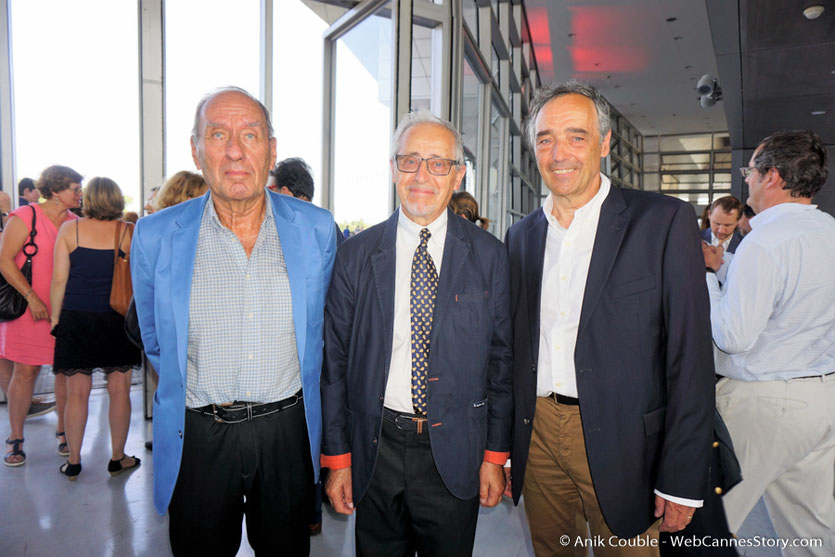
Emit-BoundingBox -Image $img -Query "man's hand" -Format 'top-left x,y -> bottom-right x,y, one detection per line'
479,462 -> 505,507
324,466 -> 354,515
654,496 -> 696,532
702,242 -> 724,272
503,466 -> 512,499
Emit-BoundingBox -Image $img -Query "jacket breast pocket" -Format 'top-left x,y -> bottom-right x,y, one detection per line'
609,275 -> 656,299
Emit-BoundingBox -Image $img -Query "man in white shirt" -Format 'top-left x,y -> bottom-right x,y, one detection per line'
506,81 -> 715,556
321,110 -> 513,557
703,129 -> 834,555
700,196 -> 743,284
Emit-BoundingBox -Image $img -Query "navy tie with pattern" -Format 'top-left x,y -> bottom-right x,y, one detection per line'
410,228 -> 438,415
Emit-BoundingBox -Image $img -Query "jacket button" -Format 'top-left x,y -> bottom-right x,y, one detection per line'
379,395 -> 384,401
714,487 -> 723,495
372,437 -> 378,446
530,363 -> 536,374
523,418 -> 530,425
713,441 -> 719,448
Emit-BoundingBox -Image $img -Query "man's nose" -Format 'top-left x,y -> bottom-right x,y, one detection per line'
414,159 -> 432,181
225,135 -> 244,159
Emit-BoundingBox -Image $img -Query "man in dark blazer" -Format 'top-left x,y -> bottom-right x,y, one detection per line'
321,110 -> 513,557
700,196 -> 743,284
505,81 -> 714,556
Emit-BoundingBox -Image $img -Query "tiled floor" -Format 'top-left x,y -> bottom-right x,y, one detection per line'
0,385 -> 782,556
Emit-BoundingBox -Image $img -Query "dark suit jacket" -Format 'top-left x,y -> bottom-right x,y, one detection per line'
506,186 -> 715,538
701,228 -> 742,254
321,209 -> 513,502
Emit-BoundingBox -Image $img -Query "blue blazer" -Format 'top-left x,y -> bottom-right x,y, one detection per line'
506,187 -> 715,538
131,190 -> 336,514
321,209 -> 514,502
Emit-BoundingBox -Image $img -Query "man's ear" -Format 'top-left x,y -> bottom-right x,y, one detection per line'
191,136 -> 201,170
600,130 -> 612,158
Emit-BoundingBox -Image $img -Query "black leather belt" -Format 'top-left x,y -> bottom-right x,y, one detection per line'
794,371 -> 835,380
383,407 -> 428,434
188,390 -> 302,424
548,392 -> 579,406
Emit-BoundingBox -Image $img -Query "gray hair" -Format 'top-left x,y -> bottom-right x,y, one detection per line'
525,80 -> 611,148
390,110 -> 465,164
191,86 -> 274,141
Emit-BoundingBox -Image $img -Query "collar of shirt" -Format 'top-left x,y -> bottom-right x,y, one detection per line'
749,202 -> 817,231
205,192 -> 275,233
396,206 -> 447,275
541,173 -> 611,232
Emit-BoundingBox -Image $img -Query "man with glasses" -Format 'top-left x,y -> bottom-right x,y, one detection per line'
321,110 -> 513,556
704,130 -> 834,554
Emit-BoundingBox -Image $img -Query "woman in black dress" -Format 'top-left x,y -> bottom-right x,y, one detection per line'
49,177 -> 140,479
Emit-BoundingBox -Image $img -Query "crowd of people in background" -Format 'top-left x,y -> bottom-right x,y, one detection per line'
0,81 -> 832,557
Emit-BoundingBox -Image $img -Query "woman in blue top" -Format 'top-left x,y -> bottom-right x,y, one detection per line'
49,177 -> 140,480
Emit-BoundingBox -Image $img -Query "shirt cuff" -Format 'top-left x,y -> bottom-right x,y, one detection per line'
320,452 -> 351,470
654,489 -> 703,508
484,450 -> 509,466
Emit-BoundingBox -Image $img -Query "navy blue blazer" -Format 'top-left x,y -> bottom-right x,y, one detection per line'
321,209 -> 513,502
506,186 -> 715,538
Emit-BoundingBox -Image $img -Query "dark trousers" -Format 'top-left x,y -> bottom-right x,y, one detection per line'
356,414 -> 479,557
168,401 -> 313,557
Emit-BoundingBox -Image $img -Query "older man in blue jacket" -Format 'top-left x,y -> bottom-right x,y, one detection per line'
131,87 -> 335,556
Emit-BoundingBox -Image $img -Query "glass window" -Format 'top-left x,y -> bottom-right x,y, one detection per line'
273,0 -> 332,206
660,134 -> 713,152
661,173 -> 710,190
461,56 -> 481,196
10,0 -> 140,209
666,193 -> 710,206
165,0 -> 261,183
332,4 -> 393,229
713,173 -> 732,189
713,152 -> 732,169
661,153 -> 711,171
411,23 -> 443,115
463,0 -> 478,39
644,136 -> 659,153
713,133 -> 731,150
485,102 -> 503,236
643,173 -> 660,191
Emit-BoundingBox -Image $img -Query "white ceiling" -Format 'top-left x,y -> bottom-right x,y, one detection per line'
524,0 -> 728,136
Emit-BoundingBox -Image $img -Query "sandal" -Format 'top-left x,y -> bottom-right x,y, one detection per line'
107,454 -> 141,476
3,438 -> 26,467
59,460 -> 82,480
56,431 -> 69,457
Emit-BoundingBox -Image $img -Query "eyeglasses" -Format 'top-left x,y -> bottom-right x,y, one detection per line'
738,167 -> 757,178
395,155 -> 460,176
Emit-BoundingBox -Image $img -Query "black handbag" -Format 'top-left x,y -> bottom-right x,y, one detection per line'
0,206 -> 38,322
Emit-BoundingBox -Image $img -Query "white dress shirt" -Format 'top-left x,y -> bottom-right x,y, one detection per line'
708,202 -> 835,381
536,175 -> 610,398
709,231 -> 735,284
384,208 -> 448,413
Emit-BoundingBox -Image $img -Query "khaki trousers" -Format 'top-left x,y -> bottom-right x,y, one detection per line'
523,397 -> 660,557
717,375 -> 835,557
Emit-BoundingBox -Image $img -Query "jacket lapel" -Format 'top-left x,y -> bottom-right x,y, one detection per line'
371,211 -> 399,372
269,191 -> 306,369
525,209 -> 548,358
578,187 -> 629,337
431,209 -> 469,346
171,193 -> 209,387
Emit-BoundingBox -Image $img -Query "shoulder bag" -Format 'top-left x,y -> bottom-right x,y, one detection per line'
0,205 -> 38,322
109,220 -> 134,317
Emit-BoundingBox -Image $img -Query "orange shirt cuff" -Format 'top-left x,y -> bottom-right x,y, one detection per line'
484,450 -> 509,466
321,452 -> 351,470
